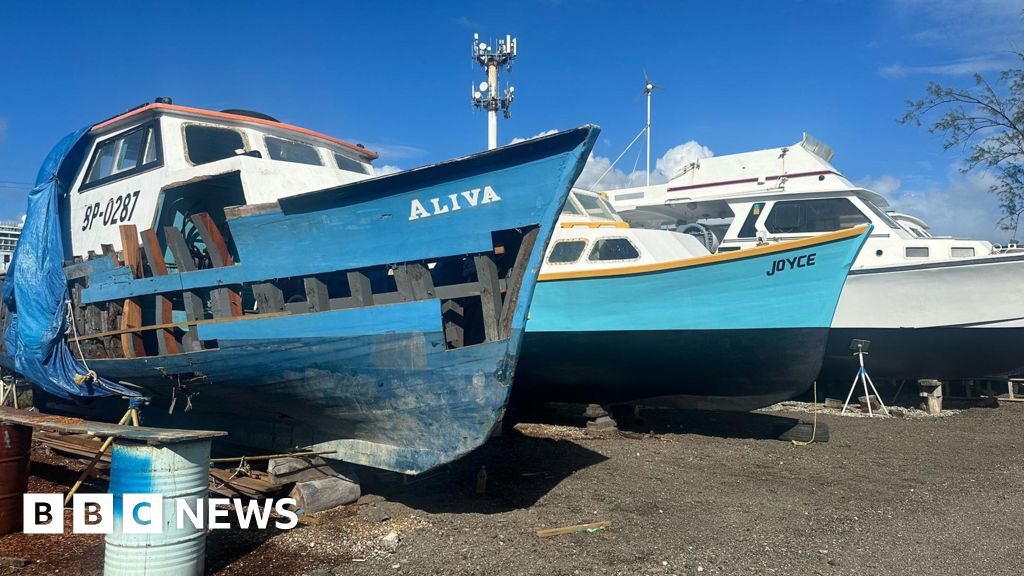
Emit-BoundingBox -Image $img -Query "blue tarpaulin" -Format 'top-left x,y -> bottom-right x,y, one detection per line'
1,128 -> 138,399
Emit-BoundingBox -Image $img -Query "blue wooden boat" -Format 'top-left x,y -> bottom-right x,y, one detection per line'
514,190 -> 871,411
0,102 -> 598,474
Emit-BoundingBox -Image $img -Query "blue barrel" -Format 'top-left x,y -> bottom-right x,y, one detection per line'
104,439 -> 211,576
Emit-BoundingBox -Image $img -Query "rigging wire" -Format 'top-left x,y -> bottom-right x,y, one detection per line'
590,126 -> 648,190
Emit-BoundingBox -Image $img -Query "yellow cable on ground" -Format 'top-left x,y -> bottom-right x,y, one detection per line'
792,380 -> 817,446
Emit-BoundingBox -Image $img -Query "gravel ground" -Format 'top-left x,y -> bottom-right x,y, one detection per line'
2,402 -> 1021,575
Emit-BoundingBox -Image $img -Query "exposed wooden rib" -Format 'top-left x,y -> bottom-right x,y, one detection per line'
190,212 -> 234,267
394,263 -> 435,301
118,225 -> 146,358
474,254 -> 502,342
253,282 -> 285,313
347,271 -> 373,307
164,226 -> 205,350
304,277 -> 330,312
442,300 -> 465,349
164,227 -> 197,272
499,227 -> 539,339
190,213 -> 242,317
140,228 -> 180,356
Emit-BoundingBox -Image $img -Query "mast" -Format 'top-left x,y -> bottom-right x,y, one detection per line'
471,33 -> 517,150
643,76 -> 655,187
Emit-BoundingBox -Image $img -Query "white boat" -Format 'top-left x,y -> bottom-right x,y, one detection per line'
0,220 -> 21,277
606,134 -> 1024,383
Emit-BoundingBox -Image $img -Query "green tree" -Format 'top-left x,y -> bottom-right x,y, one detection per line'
900,51 -> 1024,241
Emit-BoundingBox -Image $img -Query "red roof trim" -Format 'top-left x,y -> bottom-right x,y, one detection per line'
666,170 -> 837,193
91,103 -> 378,160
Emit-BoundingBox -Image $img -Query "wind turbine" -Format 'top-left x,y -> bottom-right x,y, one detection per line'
642,70 -> 662,187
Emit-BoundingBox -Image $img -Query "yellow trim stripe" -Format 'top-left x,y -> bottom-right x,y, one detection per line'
559,221 -> 630,229
538,224 -> 869,281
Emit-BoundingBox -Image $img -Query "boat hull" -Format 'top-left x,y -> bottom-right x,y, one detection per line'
517,227 -> 869,411
821,254 -> 1024,381
516,328 -> 827,411
7,126 -> 600,475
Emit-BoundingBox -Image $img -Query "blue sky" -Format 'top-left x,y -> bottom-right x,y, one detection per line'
1,0 -> 1022,240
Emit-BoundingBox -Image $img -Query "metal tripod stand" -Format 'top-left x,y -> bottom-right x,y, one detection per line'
841,340 -> 890,416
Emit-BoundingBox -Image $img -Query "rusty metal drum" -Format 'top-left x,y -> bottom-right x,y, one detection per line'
0,423 -> 33,534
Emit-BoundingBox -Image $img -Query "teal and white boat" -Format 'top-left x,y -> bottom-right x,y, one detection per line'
515,189 -> 871,411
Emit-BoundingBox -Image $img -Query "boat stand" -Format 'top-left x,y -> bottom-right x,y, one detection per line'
841,340 -> 890,417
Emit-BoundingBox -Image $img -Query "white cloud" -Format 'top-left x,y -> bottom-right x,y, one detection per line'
889,0 -> 1024,52
856,175 -> 903,197
858,169 -> 1010,242
879,56 -> 1014,79
19,214 -> 25,225
509,129 -> 559,145
577,140 -> 714,191
372,164 -> 402,176
0,118 -> 7,144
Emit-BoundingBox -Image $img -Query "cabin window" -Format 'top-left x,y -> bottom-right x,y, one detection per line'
547,240 -> 587,264
576,194 -> 614,220
334,153 -> 371,174
184,125 -> 246,165
588,238 -> 640,261
764,198 -> 869,234
266,137 -> 323,166
905,247 -> 929,258
82,122 -> 162,190
737,202 -> 764,238
951,247 -> 975,258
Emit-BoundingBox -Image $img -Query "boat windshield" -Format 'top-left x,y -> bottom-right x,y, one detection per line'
860,201 -> 903,230
576,193 -> 615,220
764,198 -> 870,234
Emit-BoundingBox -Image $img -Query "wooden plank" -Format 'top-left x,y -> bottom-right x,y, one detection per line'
0,406 -> 226,444
442,300 -> 464,349
536,520 -> 612,538
189,213 -> 242,318
474,254 -> 502,342
164,227 -> 197,272
118,225 -> 146,358
394,263 -> 435,301
141,229 -> 180,356
304,277 -> 330,312
190,212 -> 234,268
118,225 -> 144,279
347,271 -> 373,307
498,227 -> 539,339
253,282 -> 286,313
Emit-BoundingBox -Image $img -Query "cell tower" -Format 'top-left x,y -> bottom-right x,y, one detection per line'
471,33 -> 517,150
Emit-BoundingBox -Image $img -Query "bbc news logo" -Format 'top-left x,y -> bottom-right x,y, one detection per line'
23,494 -> 299,534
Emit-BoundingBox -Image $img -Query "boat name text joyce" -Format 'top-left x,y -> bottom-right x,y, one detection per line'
766,253 -> 816,276
409,186 -> 502,220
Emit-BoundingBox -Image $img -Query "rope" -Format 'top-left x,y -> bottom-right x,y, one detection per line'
792,381 -> 818,446
65,299 -> 98,384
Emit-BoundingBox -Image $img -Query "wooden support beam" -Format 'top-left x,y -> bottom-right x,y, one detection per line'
72,311 -> 291,341
164,227 -> 206,350
442,300 -> 465,349
118,225 -> 146,358
347,271 -> 373,307
164,227 -> 197,272
394,263 -> 435,301
474,254 -> 502,342
498,227 -> 539,339
190,212 -> 234,268
188,214 -> 242,318
304,277 -> 330,313
140,228 -> 180,356
253,282 -> 285,313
